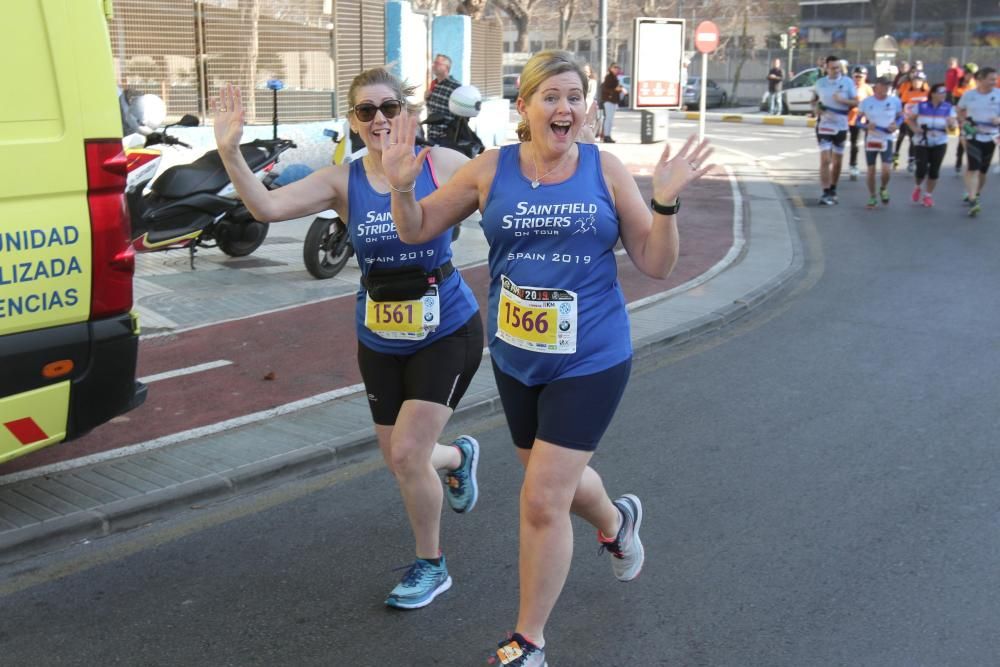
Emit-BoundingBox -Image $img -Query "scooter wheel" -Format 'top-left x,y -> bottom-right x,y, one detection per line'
217,219 -> 269,257
304,217 -> 352,279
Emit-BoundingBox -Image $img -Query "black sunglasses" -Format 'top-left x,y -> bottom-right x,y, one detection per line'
351,99 -> 403,122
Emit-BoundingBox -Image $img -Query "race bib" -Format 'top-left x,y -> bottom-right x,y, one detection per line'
818,111 -> 839,136
866,137 -> 887,151
364,286 -> 439,340
496,275 -> 577,354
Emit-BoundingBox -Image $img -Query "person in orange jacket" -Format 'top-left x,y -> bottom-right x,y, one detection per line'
848,65 -> 874,180
894,70 -> 930,171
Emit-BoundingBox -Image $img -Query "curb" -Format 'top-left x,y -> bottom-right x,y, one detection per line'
679,111 -> 817,128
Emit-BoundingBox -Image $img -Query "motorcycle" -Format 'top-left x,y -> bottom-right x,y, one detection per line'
124,79 -> 296,268
302,87 -> 483,280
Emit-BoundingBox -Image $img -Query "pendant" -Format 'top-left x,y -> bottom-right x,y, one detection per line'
531,181 -> 540,189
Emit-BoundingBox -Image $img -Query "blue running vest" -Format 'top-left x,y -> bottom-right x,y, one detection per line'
481,143 -> 631,385
348,156 -> 479,354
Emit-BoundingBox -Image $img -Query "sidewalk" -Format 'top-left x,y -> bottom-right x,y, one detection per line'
0,137 -> 804,565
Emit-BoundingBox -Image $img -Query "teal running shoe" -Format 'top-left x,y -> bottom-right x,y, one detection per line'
487,633 -> 547,666
385,557 -> 452,609
444,435 -> 480,513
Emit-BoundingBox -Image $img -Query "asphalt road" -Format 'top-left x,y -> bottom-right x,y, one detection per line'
3,122 -> 1000,666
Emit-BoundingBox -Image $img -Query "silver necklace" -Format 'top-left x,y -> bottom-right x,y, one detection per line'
530,146 -> 572,189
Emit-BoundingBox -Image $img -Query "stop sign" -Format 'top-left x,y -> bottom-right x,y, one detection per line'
694,21 -> 720,54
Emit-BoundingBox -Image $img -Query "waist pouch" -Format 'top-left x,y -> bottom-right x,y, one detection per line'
362,261 -> 454,302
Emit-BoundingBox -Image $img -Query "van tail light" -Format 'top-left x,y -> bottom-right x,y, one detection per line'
85,139 -> 134,319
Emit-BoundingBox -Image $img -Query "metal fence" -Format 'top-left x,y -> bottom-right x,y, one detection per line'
109,0 -> 346,124
470,17 -> 504,100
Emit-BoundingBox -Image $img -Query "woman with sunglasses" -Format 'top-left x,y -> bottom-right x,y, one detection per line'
212,68 -> 484,610
906,83 -> 957,207
382,50 -> 714,666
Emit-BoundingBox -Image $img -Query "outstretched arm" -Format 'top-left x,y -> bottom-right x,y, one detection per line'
614,135 -> 715,279
381,113 -> 483,244
212,84 -> 341,222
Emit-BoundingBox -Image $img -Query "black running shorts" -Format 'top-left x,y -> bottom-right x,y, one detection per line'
491,357 -> 632,452
357,313 -> 484,425
966,139 -> 997,174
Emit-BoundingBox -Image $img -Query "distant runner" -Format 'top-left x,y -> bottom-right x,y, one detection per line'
857,76 -> 903,209
813,55 -> 858,205
956,67 -> 1000,217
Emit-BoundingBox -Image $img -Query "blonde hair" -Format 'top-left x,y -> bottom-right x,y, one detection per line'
348,67 -> 420,114
515,50 -> 588,142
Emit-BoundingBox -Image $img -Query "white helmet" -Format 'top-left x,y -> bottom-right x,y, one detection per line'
449,85 -> 482,118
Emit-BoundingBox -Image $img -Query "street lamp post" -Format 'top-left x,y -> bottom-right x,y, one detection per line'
961,0 -> 972,64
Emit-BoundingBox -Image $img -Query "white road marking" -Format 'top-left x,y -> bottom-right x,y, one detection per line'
139,360 -> 234,384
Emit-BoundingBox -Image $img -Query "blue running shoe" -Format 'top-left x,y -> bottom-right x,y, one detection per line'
384,557 -> 452,609
487,633 -> 547,666
445,435 -> 480,514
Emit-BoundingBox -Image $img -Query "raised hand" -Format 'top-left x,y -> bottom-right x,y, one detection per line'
211,83 -> 245,153
380,112 -> 431,192
652,135 -> 715,203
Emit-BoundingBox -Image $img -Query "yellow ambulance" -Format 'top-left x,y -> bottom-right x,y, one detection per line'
0,0 -> 145,464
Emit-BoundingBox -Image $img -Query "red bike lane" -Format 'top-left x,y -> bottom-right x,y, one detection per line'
3,171 -> 736,474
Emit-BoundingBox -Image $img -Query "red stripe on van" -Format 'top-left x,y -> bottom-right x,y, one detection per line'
3,418 -> 49,446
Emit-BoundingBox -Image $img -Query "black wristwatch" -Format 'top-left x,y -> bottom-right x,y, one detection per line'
651,196 -> 681,216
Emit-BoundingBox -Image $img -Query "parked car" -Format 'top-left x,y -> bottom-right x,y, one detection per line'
779,67 -> 822,115
502,74 -> 520,100
618,75 -> 630,107
683,77 -> 728,109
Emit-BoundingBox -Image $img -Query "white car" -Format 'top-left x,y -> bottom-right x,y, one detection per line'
780,67 -> 822,115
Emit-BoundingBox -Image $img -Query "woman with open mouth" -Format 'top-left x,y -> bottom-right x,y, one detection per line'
213,67 -> 484,612
381,49 -> 715,665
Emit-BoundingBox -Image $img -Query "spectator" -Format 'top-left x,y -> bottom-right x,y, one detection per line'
945,57 -> 964,102
767,58 -> 784,115
600,62 -> 623,143
893,60 -> 911,92
425,53 -> 460,141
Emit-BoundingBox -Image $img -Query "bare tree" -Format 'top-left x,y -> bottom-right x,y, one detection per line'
456,0 -> 488,20
493,0 -> 545,52
556,0 -> 578,49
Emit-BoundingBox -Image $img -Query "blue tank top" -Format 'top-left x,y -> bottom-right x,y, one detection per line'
348,156 -> 479,354
481,142 -> 631,385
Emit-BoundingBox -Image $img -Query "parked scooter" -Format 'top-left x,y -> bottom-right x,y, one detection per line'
124,80 -> 295,268
302,87 -> 483,280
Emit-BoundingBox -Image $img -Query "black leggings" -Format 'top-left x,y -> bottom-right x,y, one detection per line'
956,139 -> 965,169
894,124 -> 915,161
849,125 -> 861,167
915,144 -> 947,180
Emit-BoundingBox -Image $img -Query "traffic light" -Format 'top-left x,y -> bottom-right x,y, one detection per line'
788,26 -> 799,49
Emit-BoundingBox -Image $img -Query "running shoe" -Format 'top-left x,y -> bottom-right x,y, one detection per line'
906,159 -> 915,173
911,186 -> 922,203
866,196 -> 879,210
969,198 -> 981,217
849,165 -> 859,181
892,154 -> 900,170
830,190 -> 839,204
385,557 -> 452,609
955,165 -> 962,175
880,188 -> 890,205
962,193 -> 972,206
922,193 -> 934,208
819,193 -> 835,206
444,435 -> 480,514
599,493 -> 645,581
487,633 -> 547,666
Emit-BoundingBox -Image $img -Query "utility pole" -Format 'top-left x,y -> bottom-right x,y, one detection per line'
600,0 -> 608,82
